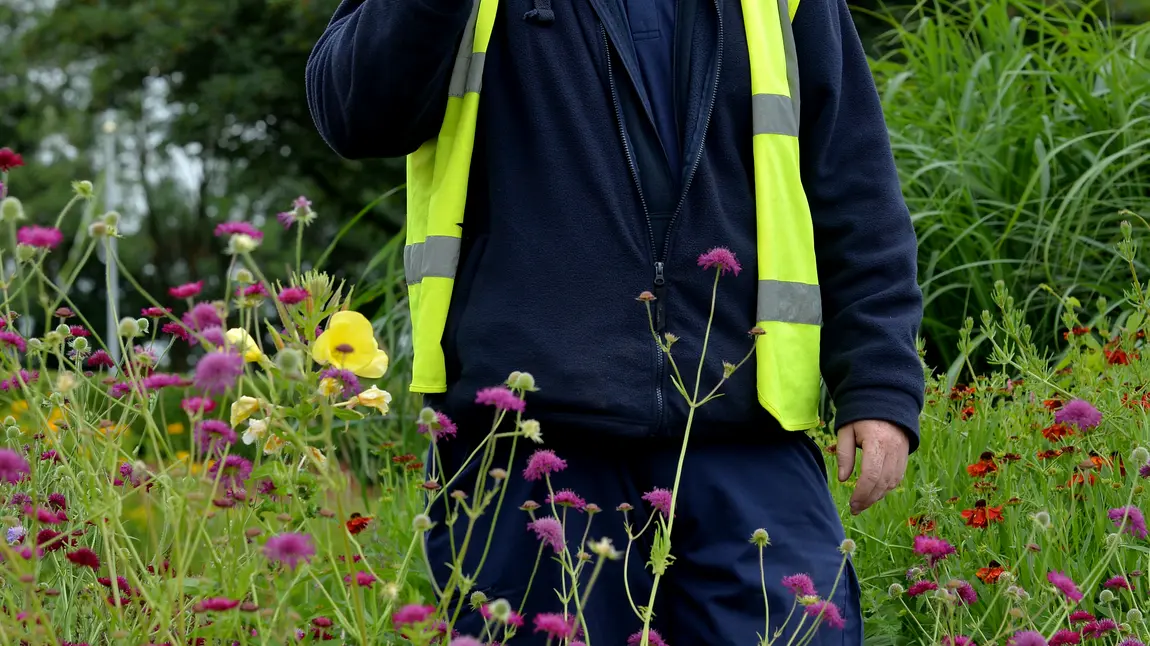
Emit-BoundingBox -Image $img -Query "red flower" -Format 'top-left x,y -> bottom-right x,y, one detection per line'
1001,452 -> 1022,462
961,500 -> 1004,529
1037,448 -> 1063,460
0,148 -> 24,172
960,405 -> 976,420
1042,423 -> 1075,442
1105,348 -> 1130,365
908,515 -> 936,533
65,548 -> 100,570
1044,398 -> 1064,411
976,561 -> 1006,584
1063,326 -> 1091,339
346,513 -> 372,535
966,452 -> 998,477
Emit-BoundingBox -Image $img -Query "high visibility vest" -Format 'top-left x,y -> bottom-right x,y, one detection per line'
404,0 -> 822,431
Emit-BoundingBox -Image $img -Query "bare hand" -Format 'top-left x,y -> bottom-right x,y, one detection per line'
836,420 -> 910,515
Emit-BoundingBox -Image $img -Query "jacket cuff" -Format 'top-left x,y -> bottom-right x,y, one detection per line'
832,387 -> 922,454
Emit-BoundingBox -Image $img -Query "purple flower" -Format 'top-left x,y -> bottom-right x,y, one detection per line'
527,516 -> 565,553
781,573 -> 817,597
208,455 -> 253,491
1082,619 -> 1118,637
913,535 -> 956,567
642,488 -> 673,518
697,246 -> 742,276
417,410 -> 457,442
1047,571 -> 1084,603
181,397 -> 217,415
1108,506 -> 1148,539
0,331 -> 26,353
475,386 -> 526,412
907,581 -> 938,597
449,638 -> 483,646
1118,639 -> 1147,646
523,449 -> 567,481
1054,399 -> 1102,430
1103,575 -> 1131,590
200,326 -> 226,347
353,571 -> 376,587
195,420 -> 237,456
1007,631 -> 1047,646
214,221 -> 263,240
392,604 -> 435,628
532,613 -> 575,640
276,211 -> 295,229
546,489 -> 587,511
141,373 -> 187,391
195,597 -> 240,612
0,370 -> 37,391
263,532 -> 315,570
193,351 -> 243,394
319,368 -> 361,399
627,629 -> 668,646
803,600 -> 845,629
1140,462 -> 1150,479
182,302 -> 223,332
952,579 -> 977,605
943,637 -> 976,646
278,287 -> 309,305
17,225 -> 63,250
0,449 -> 30,484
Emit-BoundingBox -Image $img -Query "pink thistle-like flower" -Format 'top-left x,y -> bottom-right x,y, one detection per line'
193,351 -> 243,394
527,516 -> 565,553
0,148 -> 24,171
1055,399 -> 1102,430
475,386 -> 526,412
1069,610 -> 1095,624
1049,629 -> 1082,646
1140,463 -> 1150,479
1007,631 -> 1048,646
533,613 -> 575,640
214,221 -> 263,240
354,571 -> 376,587
195,597 -> 240,612
417,410 -> 458,442
781,573 -> 817,597
183,302 -> 222,332
627,629 -> 668,646
1119,640 -> 1147,646
65,547 -> 100,570
913,535 -> 956,567
1108,506 -> 1148,539
141,373 -> 187,391
195,420 -> 237,456
393,604 -> 435,628
181,397 -> 217,415
263,532 -> 315,570
208,455 -> 253,491
1082,619 -> 1118,638
0,370 -> 37,391
952,580 -> 977,605
47,493 -> 66,512
169,281 -> 204,299
238,283 -> 267,298
0,331 -> 26,353
804,600 -> 845,629
448,638 -> 483,646
68,325 -> 89,337
278,287 -> 309,305
1048,571 -> 1084,603
37,528 -> 66,552
25,504 -> 64,525
141,306 -> 171,318
17,225 -> 63,250
1103,575 -> 1131,590
943,637 -> 976,646
0,449 -> 30,484
907,581 -> 938,597
40,450 -> 59,462
162,321 -> 191,342
87,350 -> 115,369
523,449 -> 567,481
697,246 -> 742,276
276,211 -> 295,228
546,489 -> 587,511
642,488 -> 673,518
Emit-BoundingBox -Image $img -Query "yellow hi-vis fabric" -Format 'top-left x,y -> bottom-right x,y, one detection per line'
405,0 -> 823,431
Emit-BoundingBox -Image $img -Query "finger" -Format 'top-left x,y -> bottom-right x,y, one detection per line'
836,425 -> 856,483
851,440 -> 886,515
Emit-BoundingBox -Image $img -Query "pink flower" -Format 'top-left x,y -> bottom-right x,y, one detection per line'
47,493 -> 66,511
952,580 -> 977,605
183,302 -> 222,332
214,221 -> 263,240
169,281 -> 204,299
417,410 -> 457,442
141,373 -> 186,391
907,581 -> 938,597
195,597 -> 240,612
1103,575 -> 1131,590
1108,506 -> 1148,539
913,535 -> 956,567
238,283 -> 267,298
141,306 -> 171,318
547,489 -> 587,511
0,331 -> 26,353
278,287 -> 309,305
527,516 -> 565,553
1055,399 -> 1102,430
354,571 -> 376,587
943,637 -> 976,646
17,225 -> 63,249
207,455 -> 252,491
1119,640 -> 1147,646
193,351 -> 243,394
781,573 -> 817,597
0,449 -> 30,484
803,600 -> 845,629
1049,629 -> 1082,646
523,449 -> 567,481
627,629 -> 668,646
642,488 -> 672,518
1047,571 -> 1084,603
65,547 -> 100,570
0,148 -> 24,172
195,420 -> 237,455
449,638 -> 483,646
475,386 -> 526,412
68,325 -> 89,337
1082,619 -> 1118,638
1007,631 -> 1047,646
181,397 -> 217,415
532,613 -> 575,640
263,532 -> 315,570
697,246 -> 742,276
0,370 -> 36,391
1069,610 -> 1095,624
87,350 -> 115,369
162,321 -> 191,341
393,604 -> 435,628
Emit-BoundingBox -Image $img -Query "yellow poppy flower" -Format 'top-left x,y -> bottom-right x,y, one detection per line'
225,328 -> 265,363
311,311 -> 389,379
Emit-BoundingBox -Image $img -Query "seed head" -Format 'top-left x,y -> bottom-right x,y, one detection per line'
54,324 -> 70,337
509,371 -> 538,391
412,514 -> 434,532
1032,511 -> 1051,530
71,337 -> 89,352
227,233 -> 260,254
488,599 -> 512,623
520,419 -> 543,443
87,221 -> 108,237
276,348 -> 303,374
1,197 -> 25,223
839,538 -> 857,555
72,180 -> 94,199
103,211 -> 121,227
663,332 -> 679,346
1099,589 -> 1116,603
1133,447 -> 1150,465
722,361 -> 737,379
117,318 -> 140,338
235,268 -> 255,284
888,583 -> 904,597
489,468 -> 507,481
750,528 -> 771,548
417,407 -> 438,425
469,591 -> 488,609
1128,608 -> 1143,624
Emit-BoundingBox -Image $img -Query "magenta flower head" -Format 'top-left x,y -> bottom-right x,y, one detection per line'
278,287 -> 309,305
1118,639 -> 1148,646
781,573 -> 817,597
193,351 -> 243,394
448,638 -> 483,646
195,420 -> 237,456
1049,629 -> 1082,646
0,331 -> 27,353
17,225 -> 63,250
951,579 -> 977,605
523,449 -> 567,481
183,302 -> 223,332
181,397 -> 217,415
913,534 -> 956,567
208,455 -> 253,491
263,532 -> 315,570
942,637 -> 976,646
214,221 -> 263,240
642,488 -> 673,518
0,448 -> 31,484
697,246 -> 742,276
195,597 -> 240,612
169,281 -> 204,300
547,489 -> 587,511
1108,506 -> 1148,539
1007,631 -> 1047,646
907,581 -> 938,597
392,603 -> 435,628
1104,575 -> 1131,590
527,516 -> 565,553
1082,619 -> 1118,638
627,629 -> 668,646
1054,399 -> 1102,431
475,386 -> 526,413
417,410 -> 458,442
803,600 -> 845,629
533,613 -> 575,640
1047,570 -> 1084,603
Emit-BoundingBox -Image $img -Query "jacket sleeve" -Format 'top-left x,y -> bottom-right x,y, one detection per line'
791,0 -> 926,451
305,0 -> 473,159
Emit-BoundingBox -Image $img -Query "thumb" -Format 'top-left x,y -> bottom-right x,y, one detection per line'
836,424 -> 856,483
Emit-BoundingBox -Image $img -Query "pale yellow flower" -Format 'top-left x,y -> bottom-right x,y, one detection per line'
263,434 -> 285,455
308,446 -> 327,467
354,386 -> 392,415
242,418 -> 267,445
318,378 -> 342,398
226,328 -> 265,363
230,396 -> 261,427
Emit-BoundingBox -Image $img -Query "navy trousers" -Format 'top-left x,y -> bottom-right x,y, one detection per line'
425,429 -> 861,645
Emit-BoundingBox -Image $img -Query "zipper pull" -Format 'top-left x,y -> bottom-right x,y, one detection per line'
654,262 -> 667,333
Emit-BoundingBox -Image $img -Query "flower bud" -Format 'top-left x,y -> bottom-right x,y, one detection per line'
998,571 -> 1015,585
1032,511 -> 1051,530
87,221 -> 108,238
26,338 -> 42,351
887,583 -> 904,597
54,324 -> 70,337
5,426 -> 20,440
469,591 -> 488,610
135,318 -> 149,335
276,348 -> 303,375
1133,447 -> 1150,466
489,468 -> 507,481
117,317 -> 140,338
71,337 -> 89,352
1,197 -> 25,222
750,528 -> 771,548
511,371 -> 537,391
1099,589 -> 1116,603
412,514 -> 434,532
227,233 -> 260,254
417,407 -> 438,425
839,538 -> 857,555
663,332 -> 679,346
102,211 -> 120,227
1,417 -> 12,427
15,245 -> 38,263
488,599 -> 512,623
72,180 -> 94,199
235,268 -> 255,284
636,291 -> 656,302
1128,608 -> 1143,624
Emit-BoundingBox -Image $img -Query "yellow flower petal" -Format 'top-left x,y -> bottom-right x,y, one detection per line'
353,350 -> 390,379
230,396 -> 261,428
226,328 -> 264,363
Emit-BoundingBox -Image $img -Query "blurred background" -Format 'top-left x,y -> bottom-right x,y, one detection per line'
2,0 -> 1149,380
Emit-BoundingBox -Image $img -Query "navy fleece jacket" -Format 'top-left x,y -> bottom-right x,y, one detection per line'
305,0 -> 926,450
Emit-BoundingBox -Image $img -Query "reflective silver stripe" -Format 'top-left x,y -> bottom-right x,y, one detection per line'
448,0 -> 482,98
757,280 -> 822,326
404,236 -> 462,285
466,52 -> 486,94
777,0 -> 801,129
752,93 -> 798,137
